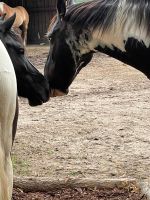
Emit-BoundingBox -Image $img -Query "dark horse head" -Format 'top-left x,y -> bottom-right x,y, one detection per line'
45,0 -> 93,97
45,0 -> 150,97
0,14 -> 49,106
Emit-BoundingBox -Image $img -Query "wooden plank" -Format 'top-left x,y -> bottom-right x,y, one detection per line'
14,177 -> 137,192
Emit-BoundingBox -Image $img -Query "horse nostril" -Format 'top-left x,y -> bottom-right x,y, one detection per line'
46,90 -> 50,101
42,93 -> 49,103
42,88 -> 50,102
65,89 -> 69,95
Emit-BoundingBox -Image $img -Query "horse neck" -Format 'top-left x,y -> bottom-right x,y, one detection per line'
76,26 -> 125,56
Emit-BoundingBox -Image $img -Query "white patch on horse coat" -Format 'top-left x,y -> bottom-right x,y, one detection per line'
0,41 -> 16,73
117,0 -> 150,47
0,2 -> 4,13
0,40 -> 17,199
78,0 -> 150,54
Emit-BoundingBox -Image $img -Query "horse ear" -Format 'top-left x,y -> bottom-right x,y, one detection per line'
67,0 -> 75,6
2,13 -> 16,32
57,0 -> 66,20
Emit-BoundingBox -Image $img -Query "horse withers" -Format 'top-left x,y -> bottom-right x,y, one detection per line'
0,14 -> 49,106
0,2 -> 29,45
45,0 -> 150,97
0,26 -> 17,200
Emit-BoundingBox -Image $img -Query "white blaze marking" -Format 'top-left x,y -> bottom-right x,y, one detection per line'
0,2 -> 4,13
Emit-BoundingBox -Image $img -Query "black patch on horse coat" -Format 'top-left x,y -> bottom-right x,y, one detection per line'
45,31 -> 77,92
57,0 -> 66,18
95,37 -> 150,78
12,97 -> 18,145
77,53 -> 93,74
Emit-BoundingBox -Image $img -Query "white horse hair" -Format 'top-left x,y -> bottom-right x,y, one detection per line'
0,40 -> 17,199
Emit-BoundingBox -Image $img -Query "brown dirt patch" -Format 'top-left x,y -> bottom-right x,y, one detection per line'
12,45 -> 150,182
13,187 -> 146,200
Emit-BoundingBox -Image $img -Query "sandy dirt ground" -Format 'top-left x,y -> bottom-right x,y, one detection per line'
12,45 -> 150,183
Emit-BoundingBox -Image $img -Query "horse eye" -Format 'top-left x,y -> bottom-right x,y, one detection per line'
48,33 -> 53,41
19,48 -> 24,54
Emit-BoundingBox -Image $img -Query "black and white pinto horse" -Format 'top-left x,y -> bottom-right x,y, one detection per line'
45,0 -> 150,97
0,14 -> 49,199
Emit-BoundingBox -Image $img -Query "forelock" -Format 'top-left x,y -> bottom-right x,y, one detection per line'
6,28 -> 24,48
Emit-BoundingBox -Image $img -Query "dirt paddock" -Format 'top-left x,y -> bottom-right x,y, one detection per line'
13,187 -> 146,200
12,45 -> 150,185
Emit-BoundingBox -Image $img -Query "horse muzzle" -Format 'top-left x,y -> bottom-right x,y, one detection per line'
50,89 -> 69,97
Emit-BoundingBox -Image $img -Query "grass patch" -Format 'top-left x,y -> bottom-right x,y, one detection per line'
12,154 -> 30,176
